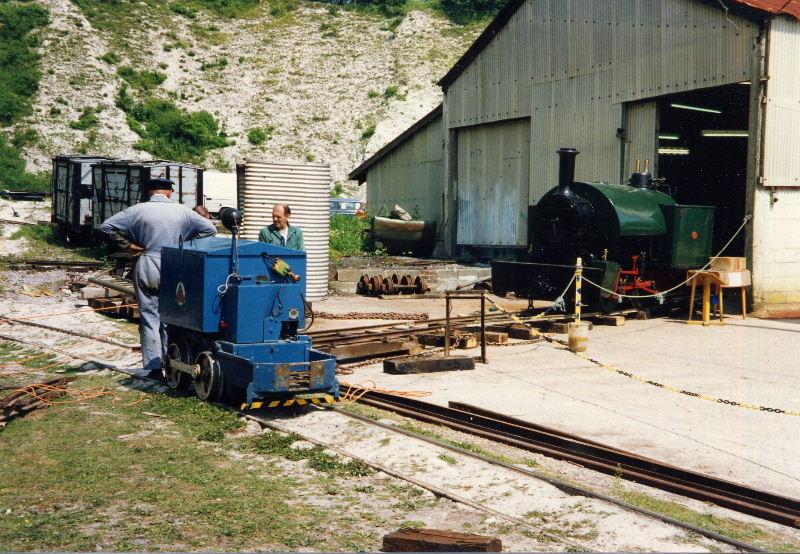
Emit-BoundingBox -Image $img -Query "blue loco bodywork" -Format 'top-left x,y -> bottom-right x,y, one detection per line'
159,237 -> 338,405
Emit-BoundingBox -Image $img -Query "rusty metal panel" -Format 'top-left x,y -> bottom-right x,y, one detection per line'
456,119 -> 530,246
238,160 -> 330,300
624,100 -> 658,179
366,113 -> 444,224
611,0 -> 757,102
763,16 -> 800,186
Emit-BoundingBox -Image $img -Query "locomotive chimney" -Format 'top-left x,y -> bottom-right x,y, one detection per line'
557,148 -> 579,196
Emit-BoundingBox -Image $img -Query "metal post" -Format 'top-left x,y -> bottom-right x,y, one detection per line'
444,292 -> 451,357
480,290 -> 486,364
575,257 -> 583,322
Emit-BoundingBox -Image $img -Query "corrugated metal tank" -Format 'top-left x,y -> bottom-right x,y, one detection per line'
237,159 -> 330,301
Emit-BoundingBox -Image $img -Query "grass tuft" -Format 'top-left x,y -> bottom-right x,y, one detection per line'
240,431 -> 374,477
329,214 -> 370,259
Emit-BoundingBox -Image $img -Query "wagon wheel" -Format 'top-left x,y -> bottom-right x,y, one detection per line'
397,275 -> 408,294
165,341 -> 191,390
356,275 -> 369,295
384,277 -> 394,294
194,351 -> 224,402
391,274 -> 400,284
368,276 -> 380,295
374,274 -> 384,296
415,276 -> 429,294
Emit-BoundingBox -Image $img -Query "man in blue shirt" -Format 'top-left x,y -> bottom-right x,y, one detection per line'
258,204 -> 305,250
99,178 -> 216,378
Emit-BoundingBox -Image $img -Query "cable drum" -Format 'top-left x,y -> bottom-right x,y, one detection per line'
238,160 -> 331,300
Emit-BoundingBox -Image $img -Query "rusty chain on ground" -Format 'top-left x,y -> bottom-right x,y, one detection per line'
315,311 -> 429,321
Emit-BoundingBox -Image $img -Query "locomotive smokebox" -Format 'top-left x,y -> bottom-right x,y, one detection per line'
557,148 -> 579,196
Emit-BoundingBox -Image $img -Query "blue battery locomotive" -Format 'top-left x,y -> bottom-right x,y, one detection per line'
159,208 -> 339,407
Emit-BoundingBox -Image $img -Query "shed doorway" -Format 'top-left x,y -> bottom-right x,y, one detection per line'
657,84 -> 750,255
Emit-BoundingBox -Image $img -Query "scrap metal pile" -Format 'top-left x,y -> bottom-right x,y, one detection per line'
356,273 -> 430,296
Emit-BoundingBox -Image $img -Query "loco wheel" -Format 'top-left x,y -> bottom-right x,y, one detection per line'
384,276 -> 394,294
415,276 -> 429,294
165,342 -> 191,390
194,351 -> 223,402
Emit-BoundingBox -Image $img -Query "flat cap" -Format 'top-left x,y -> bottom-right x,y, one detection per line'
146,177 -> 174,191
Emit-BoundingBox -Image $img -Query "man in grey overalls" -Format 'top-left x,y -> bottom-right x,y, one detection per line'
100,178 -> 217,378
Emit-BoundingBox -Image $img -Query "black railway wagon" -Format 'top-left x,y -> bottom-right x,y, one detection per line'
92,159 -> 204,227
51,155 -> 115,242
51,156 -> 204,243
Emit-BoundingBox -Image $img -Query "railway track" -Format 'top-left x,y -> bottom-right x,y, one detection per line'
0,325 -> 777,550
351,390 -> 800,529
2,258 -> 105,271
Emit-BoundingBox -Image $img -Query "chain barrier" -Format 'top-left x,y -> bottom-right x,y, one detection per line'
580,214 -> 752,303
540,334 -> 800,417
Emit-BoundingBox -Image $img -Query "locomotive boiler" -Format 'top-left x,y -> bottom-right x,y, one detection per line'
158,208 -> 339,406
492,148 -> 715,311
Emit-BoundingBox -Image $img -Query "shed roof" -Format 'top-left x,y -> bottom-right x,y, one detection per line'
438,0 -> 799,90
348,104 -> 442,183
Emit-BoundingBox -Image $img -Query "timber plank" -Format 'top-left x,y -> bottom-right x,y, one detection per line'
382,528 -> 501,552
384,355 -> 474,374
325,339 -> 420,362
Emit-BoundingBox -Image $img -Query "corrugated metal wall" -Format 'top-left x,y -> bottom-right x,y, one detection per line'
611,0 -> 756,103
444,0 -> 758,204
366,114 -> 444,223
624,100 -> 658,177
238,160 -> 330,300
763,16 -> 800,186
456,119 -> 530,246
529,70 -> 621,200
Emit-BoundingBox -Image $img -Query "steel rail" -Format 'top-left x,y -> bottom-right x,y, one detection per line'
335,407 -> 765,552
8,259 -> 104,268
354,391 -> 800,529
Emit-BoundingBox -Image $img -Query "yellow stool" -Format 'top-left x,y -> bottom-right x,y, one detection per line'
687,269 -> 750,326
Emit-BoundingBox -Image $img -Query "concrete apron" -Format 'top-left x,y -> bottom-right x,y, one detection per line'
350,317 -> 800,499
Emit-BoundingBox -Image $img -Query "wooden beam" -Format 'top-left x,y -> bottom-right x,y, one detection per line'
324,339 -> 420,362
382,528 -> 501,552
384,355 -> 474,374
417,332 -> 478,349
484,331 -> 508,343
590,314 -> 625,326
485,324 -> 539,340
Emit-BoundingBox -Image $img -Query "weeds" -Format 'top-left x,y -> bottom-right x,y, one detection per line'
247,126 -> 274,145
0,135 -> 50,192
8,224 -> 107,261
270,0 -> 299,17
330,214 -> 370,259
117,66 -> 167,91
99,51 -> 121,65
240,431 -> 374,477
361,121 -> 376,140
69,107 -> 100,130
117,86 -> 230,163
0,2 -> 49,125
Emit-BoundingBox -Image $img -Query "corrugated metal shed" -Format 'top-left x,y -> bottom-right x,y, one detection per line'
439,0 -> 797,92
237,160 -> 330,301
363,113 -> 444,225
